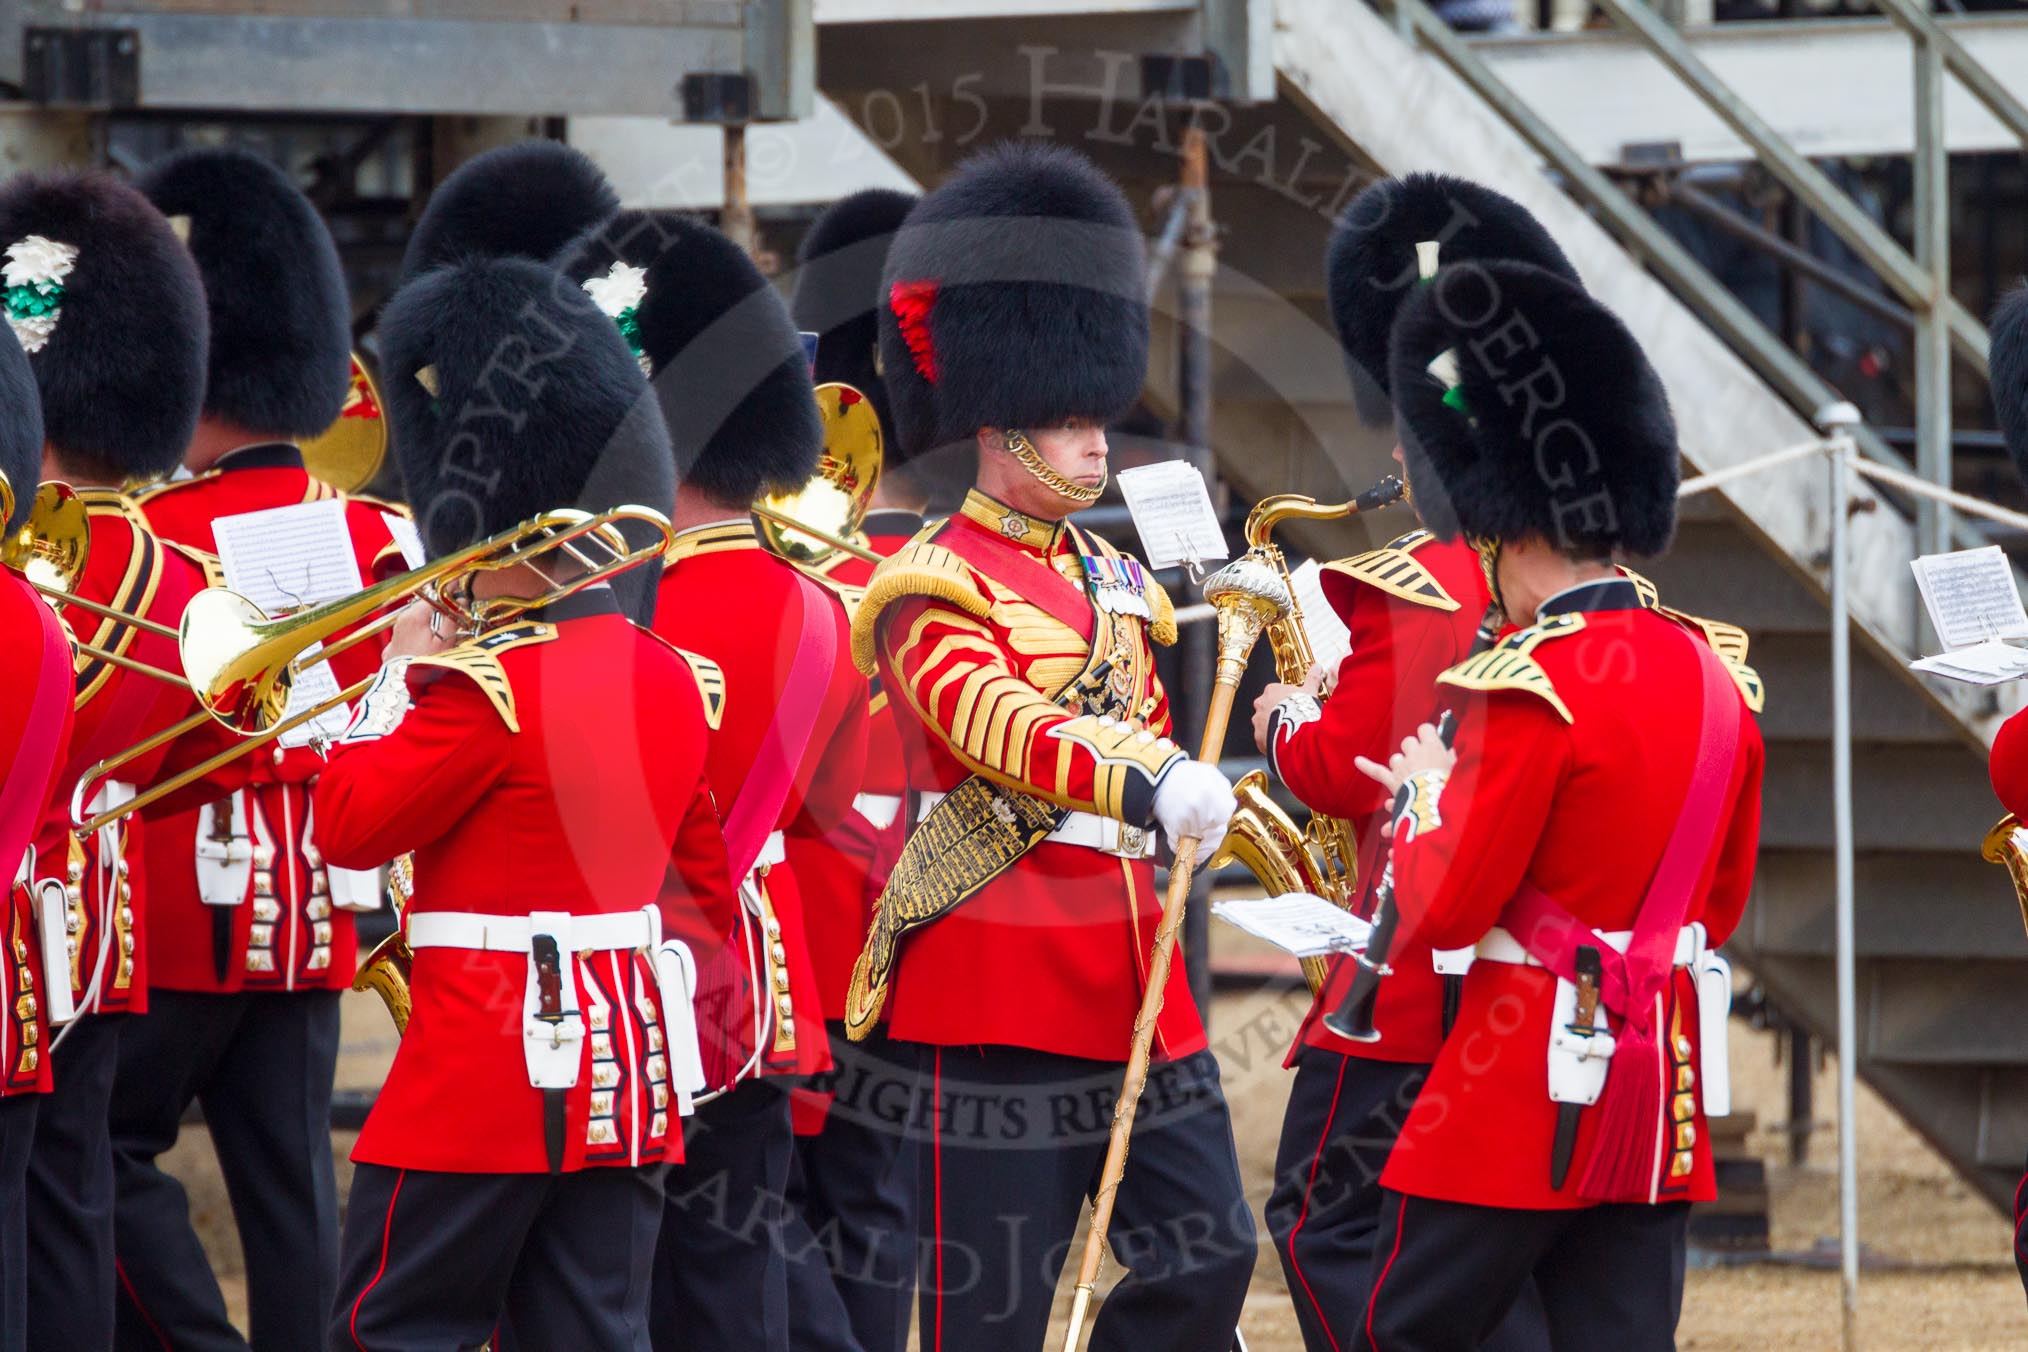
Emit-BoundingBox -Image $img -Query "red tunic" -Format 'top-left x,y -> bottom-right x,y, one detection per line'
1268,531 -> 1491,1066
783,510 -> 923,1022
315,598 -> 735,1174
858,490 -> 1204,1063
33,489 -> 237,1021
1991,708 -> 2028,818
135,444 -> 403,993
1381,582 -> 1764,1210
655,520 -> 870,1079
0,567 -> 76,1094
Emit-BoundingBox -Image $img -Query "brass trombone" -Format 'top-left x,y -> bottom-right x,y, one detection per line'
4,480 -> 190,688
70,504 -> 677,836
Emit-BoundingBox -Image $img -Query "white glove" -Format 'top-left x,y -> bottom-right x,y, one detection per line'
1151,760 -> 1237,862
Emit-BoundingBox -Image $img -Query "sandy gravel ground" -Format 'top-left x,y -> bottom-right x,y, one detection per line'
164,955 -> 2023,1350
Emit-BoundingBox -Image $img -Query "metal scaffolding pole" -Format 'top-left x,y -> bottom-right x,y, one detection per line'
1912,33 -> 1953,558
1177,115 -> 1219,1021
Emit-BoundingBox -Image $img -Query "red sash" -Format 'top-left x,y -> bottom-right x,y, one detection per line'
696,567 -> 838,1090
1,582 -> 71,872
938,517 -> 1097,644
1496,633 -> 1741,1032
719,569 -> 837,880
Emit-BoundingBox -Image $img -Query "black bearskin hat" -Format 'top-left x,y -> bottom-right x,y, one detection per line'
401,140 -> 620,281
1329,173 -> 1579,426
792,188 -> 916,459
0,171 -> 207,481
376,256 -> 672,562
0,330 -> 42,534
1389,260 -> 1677,558
138,147 -> 353,439
876,141 -> 1148,463
1989,285 -> 2028,484
562,210 -> 821,506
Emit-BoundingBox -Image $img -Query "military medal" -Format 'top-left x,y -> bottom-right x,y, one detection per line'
1080,554 -> 1151,620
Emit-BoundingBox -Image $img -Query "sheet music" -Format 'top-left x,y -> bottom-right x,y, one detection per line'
213,501 -> 369,745
1288,558 -> 1353,674
1115,462 -> 1229,571
212,500 -> 365,615
383,513 -> 426,570
1909,640 -> 2028,686
275,641 -> 355,748
1211,893 -> 1372,958
1909,546 -> 2028,651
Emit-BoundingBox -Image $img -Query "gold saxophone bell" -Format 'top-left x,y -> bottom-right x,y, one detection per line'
1210,474 -> 1405,995
1983,814 -> 2028,942
353,930 -> 414,1036
299,354 -> 389,495
70,505 -> 679,836
754,382 -> 884,567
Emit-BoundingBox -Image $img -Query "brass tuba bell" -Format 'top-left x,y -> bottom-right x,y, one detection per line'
754,382 -> 883,566
299,354 -> 389,495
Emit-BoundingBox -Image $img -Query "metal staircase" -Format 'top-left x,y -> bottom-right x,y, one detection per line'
813,0 -> 2028,1207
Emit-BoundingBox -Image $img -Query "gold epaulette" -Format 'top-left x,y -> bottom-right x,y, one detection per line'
849,539 -> 989,677
1437,613 -> 1584,723
1658,606 -> 1766,714
1322,529 -> 1460,612
633,626 -> 728,730
127,474 -> 198,505
407,622 -> 557,733
678,648 -> 728,730
1617,565 -> 1660,610
160,540 -> 224,588
797,554 -> 868,623
1617,565 -> 1766,714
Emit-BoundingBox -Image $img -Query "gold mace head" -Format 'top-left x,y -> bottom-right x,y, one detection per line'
1202,554 -> 1292,666
1203,553 -> 1292,618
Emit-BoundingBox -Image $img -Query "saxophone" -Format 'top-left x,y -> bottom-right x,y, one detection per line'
1982,815 -> 2028,942
1209,475 -> 1405,995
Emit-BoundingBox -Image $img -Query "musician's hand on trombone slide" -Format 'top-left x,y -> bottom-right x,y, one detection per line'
384,598 -> 457,664
1354,722 -> 1457,798
1249,663 -> 1329,754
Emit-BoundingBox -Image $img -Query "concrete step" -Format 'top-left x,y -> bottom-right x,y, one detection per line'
1758,740 -> 1993,850
1742,848 -> 2022,962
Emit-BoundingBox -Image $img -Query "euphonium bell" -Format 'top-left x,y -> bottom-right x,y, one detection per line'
755,382 -> 883,566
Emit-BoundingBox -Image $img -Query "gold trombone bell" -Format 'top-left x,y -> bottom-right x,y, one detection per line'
71,504 -> 678,835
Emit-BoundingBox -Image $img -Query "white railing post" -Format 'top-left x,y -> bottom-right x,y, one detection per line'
1816,399 -> 1864,1352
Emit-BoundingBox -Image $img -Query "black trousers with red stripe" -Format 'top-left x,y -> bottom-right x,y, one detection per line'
912,1043 -> 1252,1352
1358,1192 -> 1689,1352
0,1094 -> 37,1352
2014,1155 -> 2028,1306
1266,1048 -> 1548,1352
110,988 -> 342,1352
784,1024 -> 920,1352
330,1161 -> 663,1352
26,1012 -> 124,1352
651,1078 -> 795,1352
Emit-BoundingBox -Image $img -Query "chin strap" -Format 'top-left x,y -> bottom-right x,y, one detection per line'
1004,429 -> 1105,506
1471,535 -> 1510,625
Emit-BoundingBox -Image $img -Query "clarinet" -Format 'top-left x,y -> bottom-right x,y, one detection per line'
1321,604 -> 1501,1043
